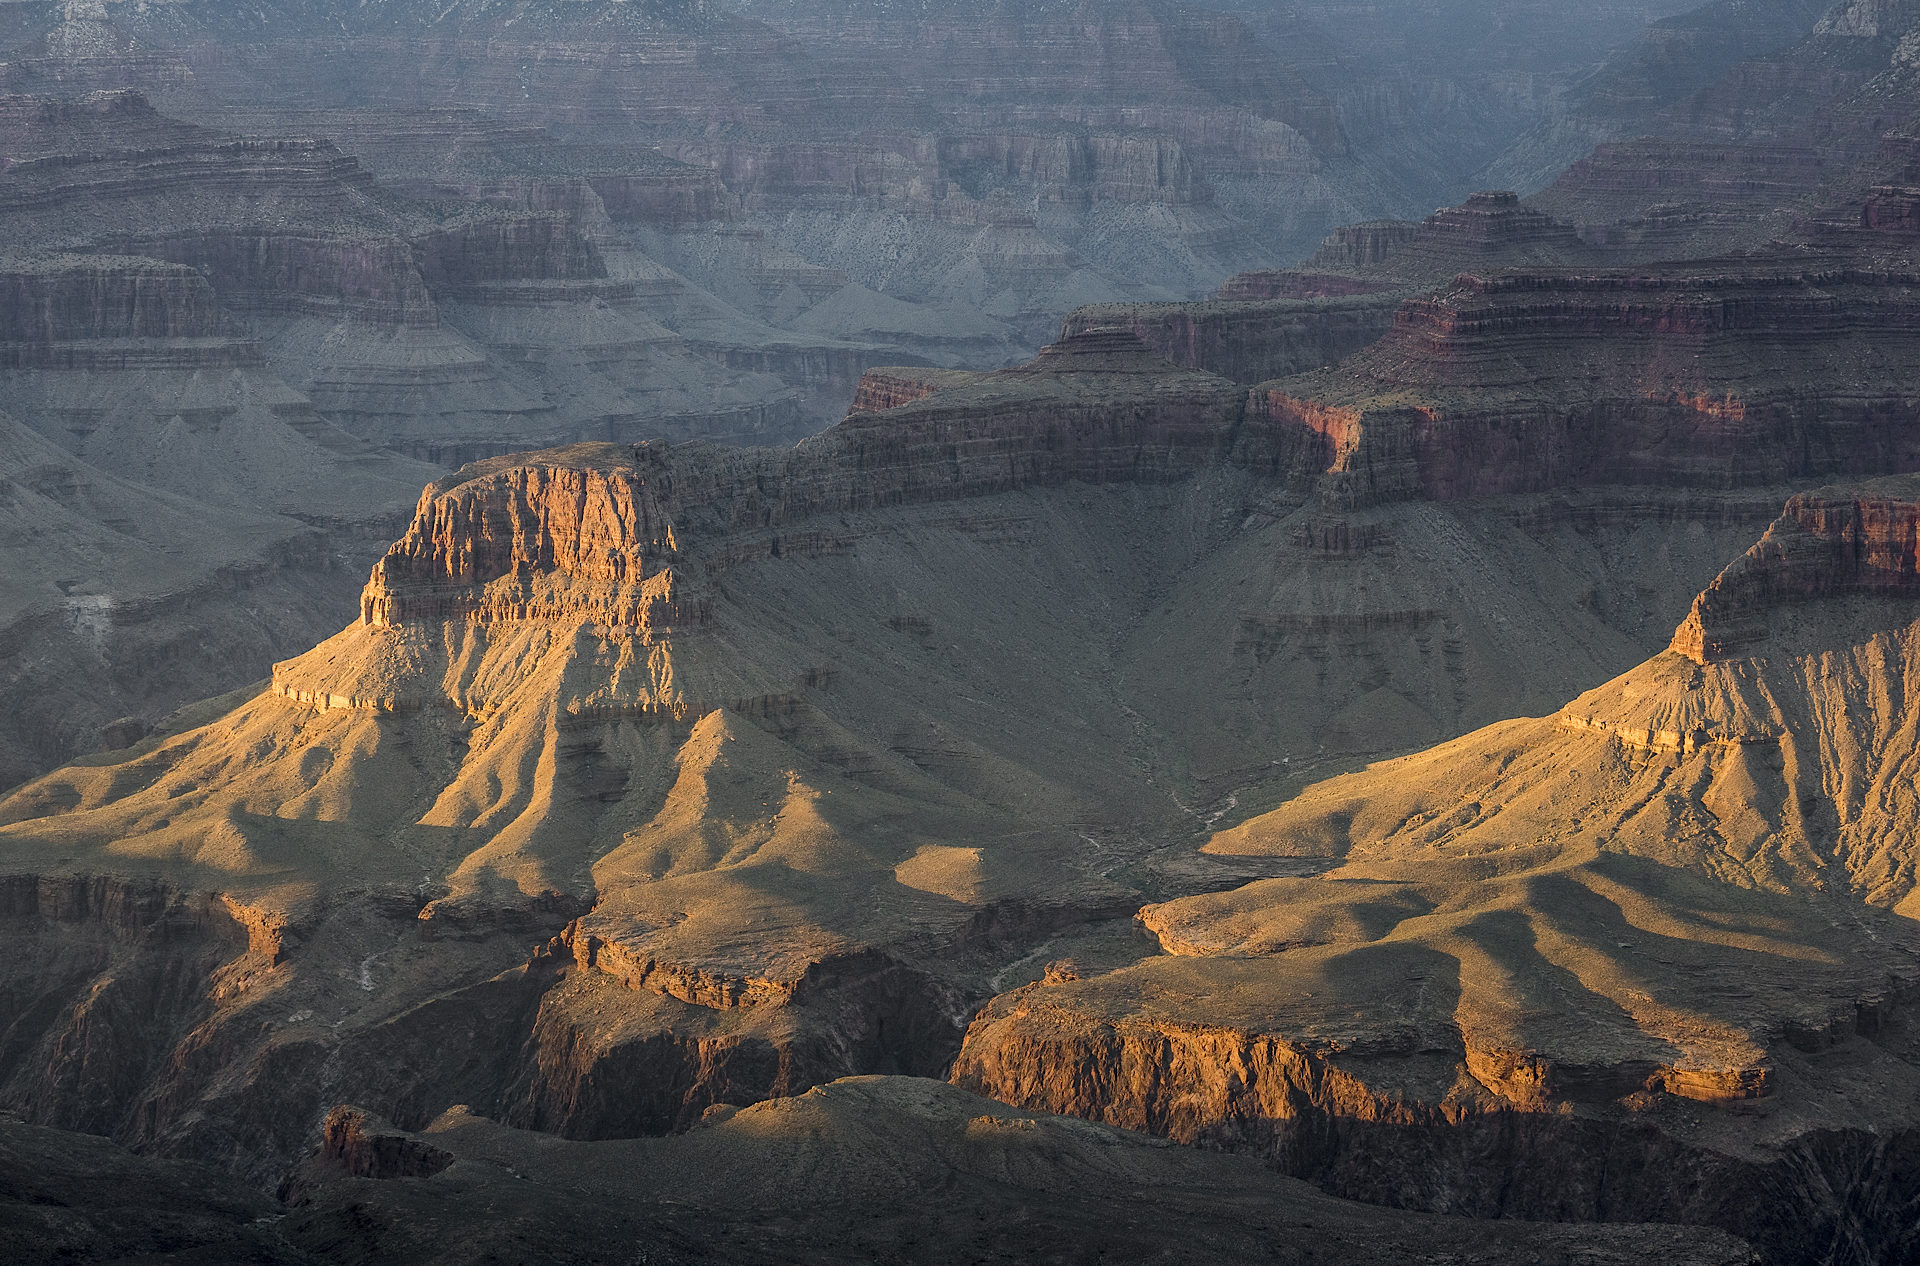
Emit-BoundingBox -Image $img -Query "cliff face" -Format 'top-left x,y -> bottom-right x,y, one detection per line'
1033,188 -> 1623,391
107,211 -> 618,330
350,328 -> 1244,639
99,231 -> 438,327
1865,181 -> 1920,233
0,255 -> 256,365
0,319 -> 1790,1189
844,367 -> 986,414
244,1080 -> 1754,1266
1673,481 -> 1920,661
1262,252 -> 1920,508
359,462 -> 700,635
411,213 -> 607,290
949,983 -> 1908,1262
1523,141 -> 1831,260
0,874 -> 255,1135
1298,192 -> 1600,289
1059,295 -> 1400,385
0,94 -> 379,240
0,86 -> 827,480
588,169 -> 738,227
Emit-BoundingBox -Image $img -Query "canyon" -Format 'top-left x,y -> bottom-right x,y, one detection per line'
11,0 -> 1920,1262
0,0 -> 1878,791
2,253 -> 1918,1255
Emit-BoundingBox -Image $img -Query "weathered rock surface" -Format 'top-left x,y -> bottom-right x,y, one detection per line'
16,10 -> 1920,1256
952,475 -> 1920,1265
0,245 -> 439,791
1674,476 -> 1920,661
1044,190 -> 1617,390
0,86 -> 861,789
1060,293 -> 1400,385
1507,0 -> 1920,256
1257,247 -> 1920,511
0,0 -> 1774,374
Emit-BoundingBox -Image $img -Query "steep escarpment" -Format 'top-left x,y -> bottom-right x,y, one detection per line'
0,88 -> 814,461
0,332 -> 1252,1173
1043,191 -> 1611,391
0,254 -> 249,351
1297,191 -> 1601,287
0,243 -> 439,791
245,1078 -> 1755,1266
356,462 -> 704,636
0,873 -> 256,1134
1059,293 -> 1401,384
112,229 -> 439,325
1259,250 -> 1920,509
1525,141 -> 1829,256
0,87 -> 848,788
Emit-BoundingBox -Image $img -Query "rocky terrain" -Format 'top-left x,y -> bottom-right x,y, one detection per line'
0,264 -> 1916,1254
0,0 -> 1896,799
1,1083 -> 1757,1265
954,473 -> 1920,1264
15,0 -> 1920,1262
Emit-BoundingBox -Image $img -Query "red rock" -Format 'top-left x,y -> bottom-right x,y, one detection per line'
1672,482 -> 1920,661
1262,251 -> 1920,506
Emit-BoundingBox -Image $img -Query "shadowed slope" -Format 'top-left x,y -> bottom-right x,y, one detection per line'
251,1077 -> 1756,1266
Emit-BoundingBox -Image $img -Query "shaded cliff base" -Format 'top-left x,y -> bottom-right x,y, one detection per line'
0,1079 -> 1753,1266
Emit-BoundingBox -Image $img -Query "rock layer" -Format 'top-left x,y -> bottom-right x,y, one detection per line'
1260,250 -> 1920,510
1673,479 -> 1920,661
250,1079 -> 1756,1266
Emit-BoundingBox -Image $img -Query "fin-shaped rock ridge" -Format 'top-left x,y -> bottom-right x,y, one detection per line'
1672,475 -> 1920,662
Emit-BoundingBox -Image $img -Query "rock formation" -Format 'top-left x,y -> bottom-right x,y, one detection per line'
0,313 -> 1884,1202
1046,190 -> 1610,388
285,1079 -> 1759,1265
1254,246 -> 1920,509
0,86 -> 858,788
17,0 -> 1920,1259
1673,478 -> 1920,661
1059,293 -> 1399,385
1,1079 -> 1756,1266
953,473 -> 1920,1264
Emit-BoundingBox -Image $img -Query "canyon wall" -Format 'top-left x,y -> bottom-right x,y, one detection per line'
1673,482 -> 1920,660
1060,295 -> 1399,384
1259,253 -> 1920,508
